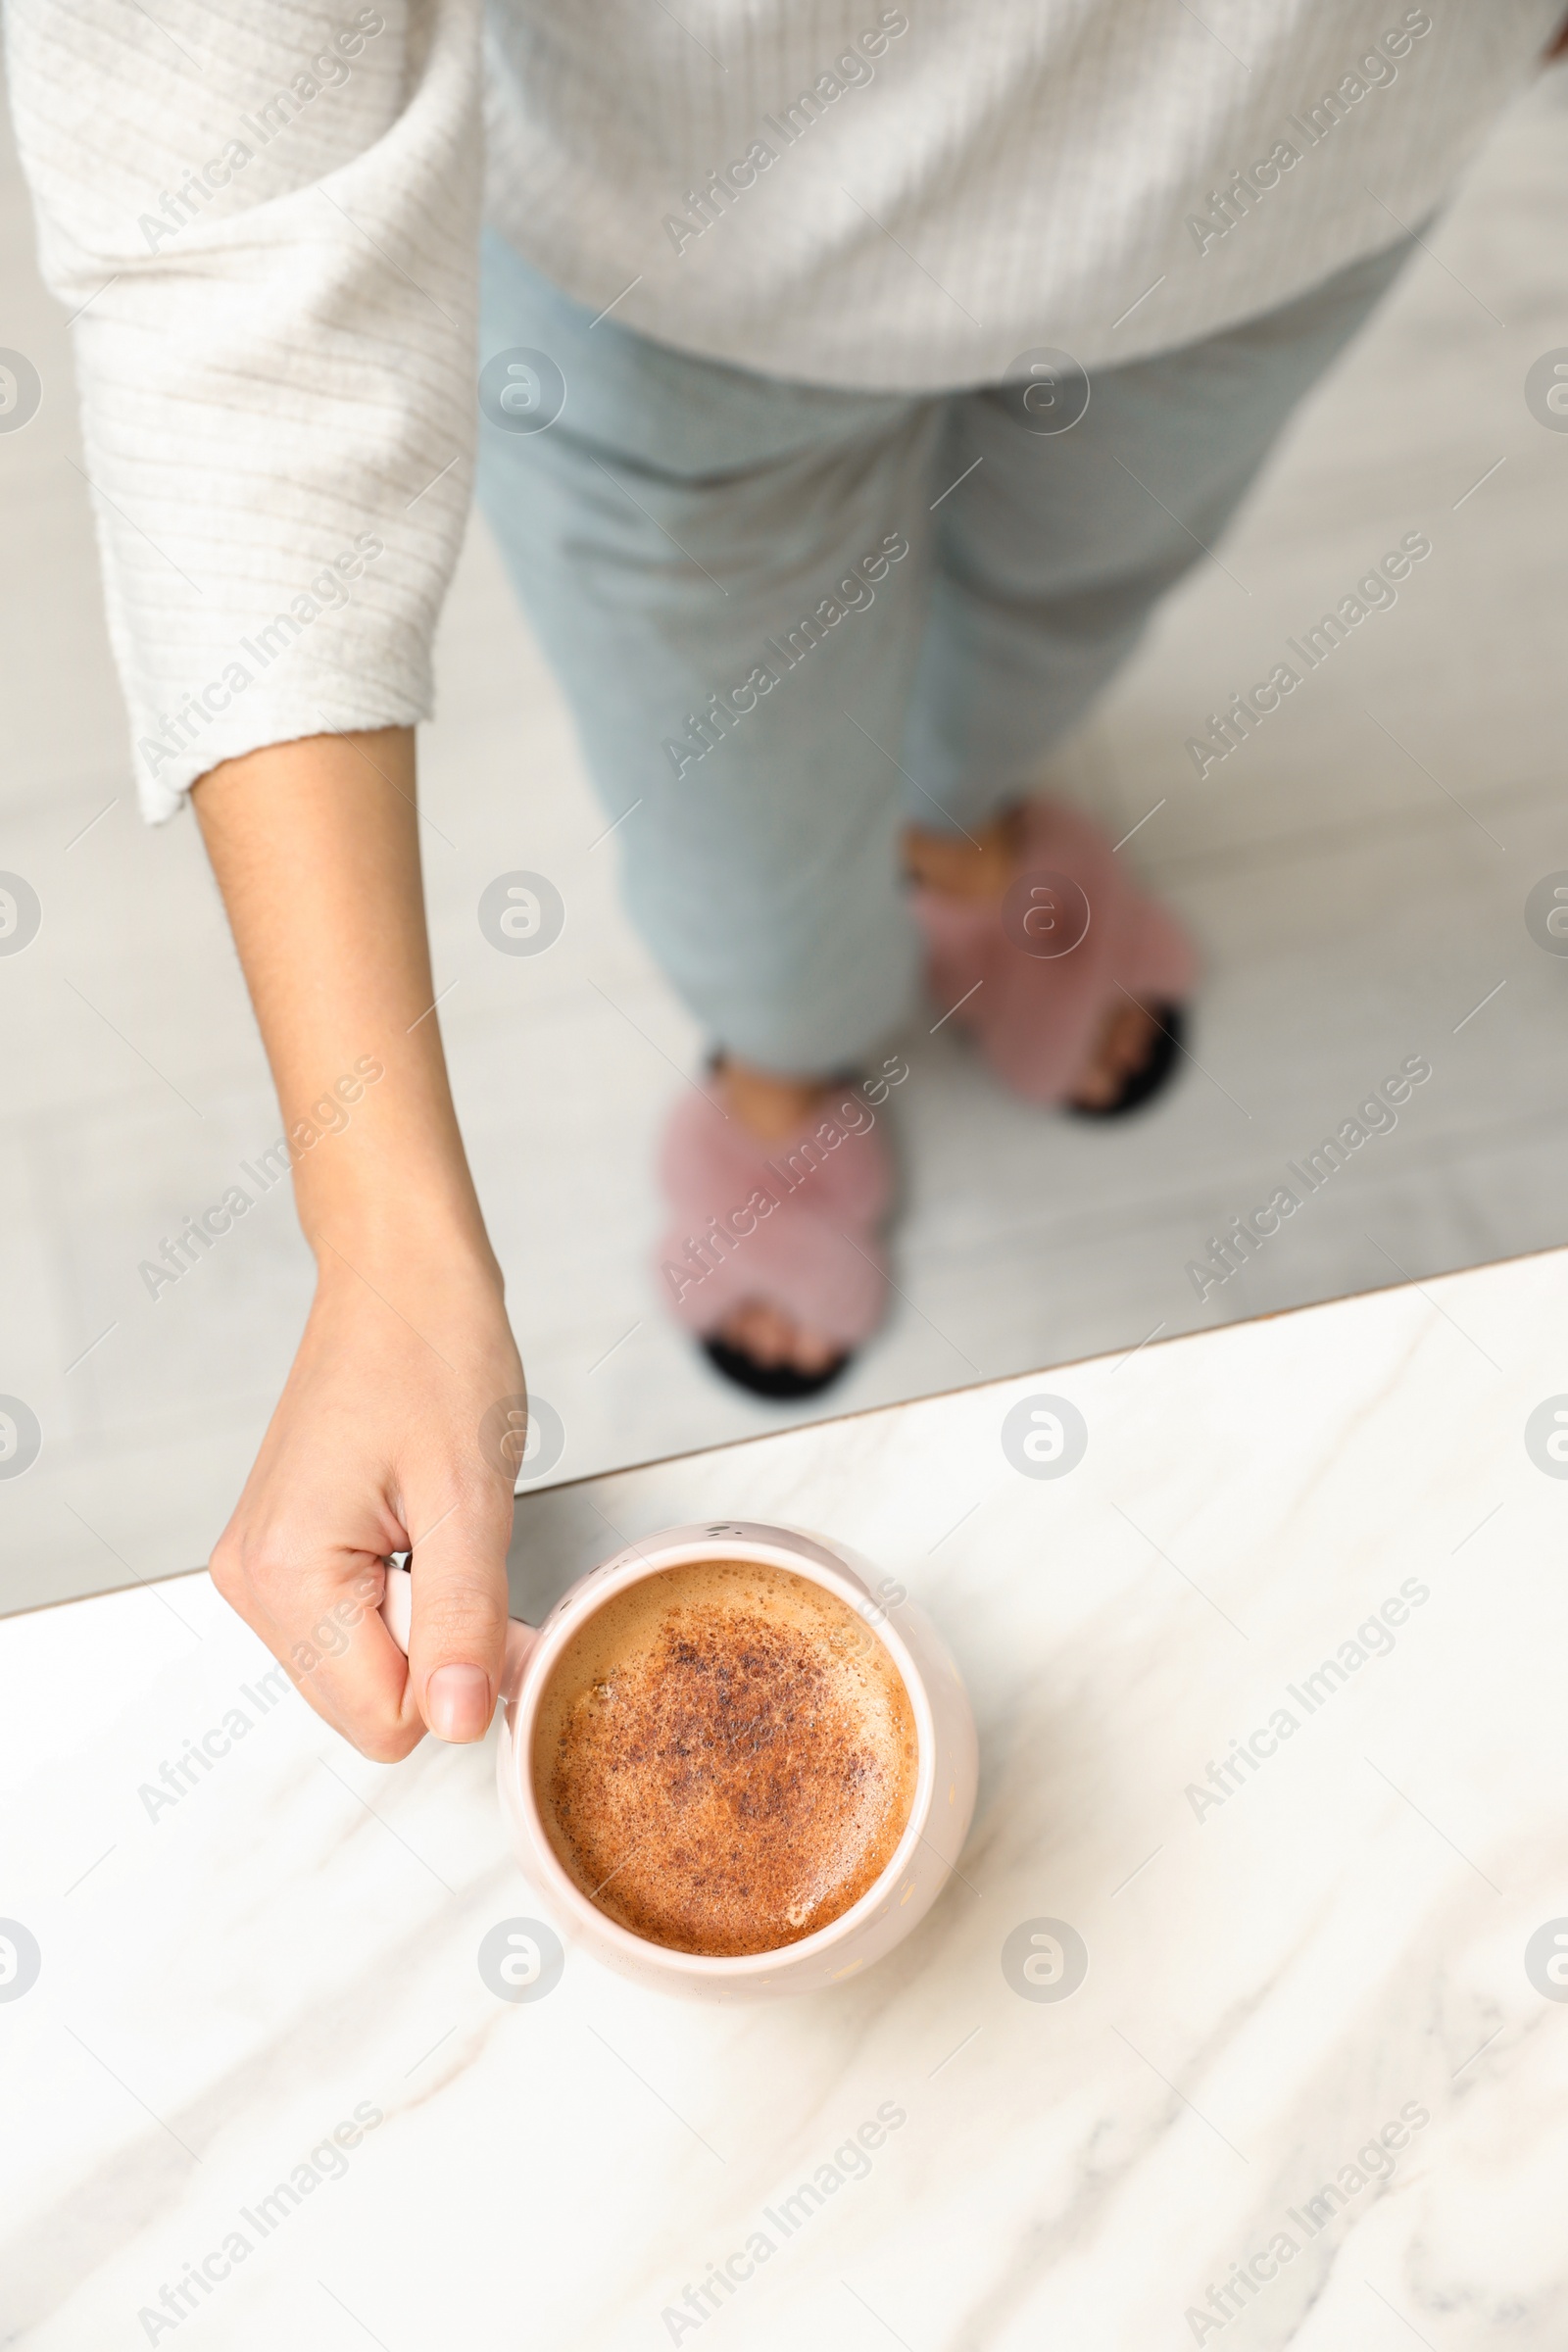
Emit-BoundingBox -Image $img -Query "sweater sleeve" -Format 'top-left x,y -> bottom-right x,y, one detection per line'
4,0 -> 482,819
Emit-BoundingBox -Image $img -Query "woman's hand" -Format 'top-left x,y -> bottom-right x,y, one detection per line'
211,1245 -> 522,1760
193,725 -> 522,1756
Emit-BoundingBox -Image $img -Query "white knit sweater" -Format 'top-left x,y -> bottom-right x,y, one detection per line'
5,1 -> 1557,816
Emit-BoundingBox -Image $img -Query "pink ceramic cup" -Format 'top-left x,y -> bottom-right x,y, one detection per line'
381,1519 -> 978,1999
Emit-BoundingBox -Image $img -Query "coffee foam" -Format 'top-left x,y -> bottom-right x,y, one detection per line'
532,1557 -> 919,1958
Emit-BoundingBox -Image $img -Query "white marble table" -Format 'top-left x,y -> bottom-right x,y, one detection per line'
4,1249 -> 1568,2350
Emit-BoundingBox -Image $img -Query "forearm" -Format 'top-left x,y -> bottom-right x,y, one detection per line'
193,726 -> 518,1756
193,727 -> 496,1286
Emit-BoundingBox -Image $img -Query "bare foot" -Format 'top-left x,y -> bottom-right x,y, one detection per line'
903,810 -> 1161,1109
709,1056 -> 848,1380
902,808 -> 1022,902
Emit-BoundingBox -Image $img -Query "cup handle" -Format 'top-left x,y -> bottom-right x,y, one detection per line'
379,1552 -> 539,1716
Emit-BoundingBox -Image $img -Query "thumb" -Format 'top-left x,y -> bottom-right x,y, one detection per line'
402,1474 -> 513,1742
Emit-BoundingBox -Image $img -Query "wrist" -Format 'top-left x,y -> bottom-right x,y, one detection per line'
309,1197 -> 502,1291
312,1219 -> 504,1301
298,1152 -> 501,1296
284,1068 -> 495,1275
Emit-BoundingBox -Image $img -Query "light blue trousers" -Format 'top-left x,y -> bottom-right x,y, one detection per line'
477,232 -> 1411,1075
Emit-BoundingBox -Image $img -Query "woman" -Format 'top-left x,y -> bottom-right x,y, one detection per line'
8,0 -> 1558,1757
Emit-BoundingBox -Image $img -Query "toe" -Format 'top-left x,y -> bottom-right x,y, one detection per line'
1070,1000 -> 1157,1108
716,1299 -> 840,1377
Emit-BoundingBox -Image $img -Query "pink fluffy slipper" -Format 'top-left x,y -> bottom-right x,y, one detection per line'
656,1082 -> 893,1397
911,797 -> 1198,1109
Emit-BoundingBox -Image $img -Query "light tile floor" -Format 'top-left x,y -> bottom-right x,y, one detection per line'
3,72 -> 1566,1612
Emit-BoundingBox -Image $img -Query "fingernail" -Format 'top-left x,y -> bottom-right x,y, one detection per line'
425,1663 -> 491,1742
